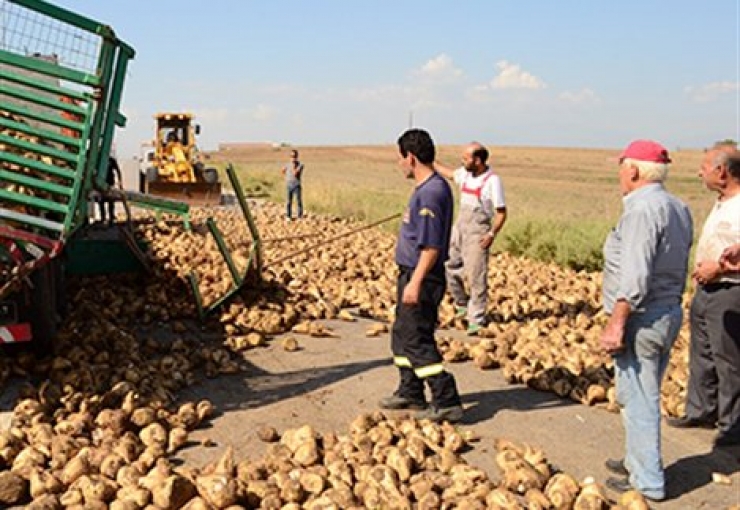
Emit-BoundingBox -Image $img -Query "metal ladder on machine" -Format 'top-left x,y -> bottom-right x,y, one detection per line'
187,164 -> 262,319
0,0 -> 135,296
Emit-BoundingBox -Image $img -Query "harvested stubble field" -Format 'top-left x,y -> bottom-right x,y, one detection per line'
213,144 -> 712,272
0,143 -> 735,508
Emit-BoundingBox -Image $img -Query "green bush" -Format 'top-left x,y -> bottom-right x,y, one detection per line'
501,219 -> 610,272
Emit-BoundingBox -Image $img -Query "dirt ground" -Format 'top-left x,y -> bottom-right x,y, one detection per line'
0,312 -> 737,508
0,171 -> 736,506
164,313 -> 740,509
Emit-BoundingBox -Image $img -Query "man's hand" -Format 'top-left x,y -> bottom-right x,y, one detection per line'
403,247 -> 438,306
692,260 -> 721,285
720,244 -> 740,272
600,300 -> 630,355
600,323 -> 625,354
479,232 -> 495,249
402,280 -> 421,305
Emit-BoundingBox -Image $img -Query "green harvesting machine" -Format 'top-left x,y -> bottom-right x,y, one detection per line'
1,0 -> 262,352
1,0 -> 142,349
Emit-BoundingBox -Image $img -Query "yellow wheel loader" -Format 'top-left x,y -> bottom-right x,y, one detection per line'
139,112 -> 222,205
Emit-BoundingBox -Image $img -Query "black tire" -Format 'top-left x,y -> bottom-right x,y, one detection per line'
52,257 -> 68,320
203,168 -> 219,184
28,264 -> 58,357
193,161 -> 205,181
145,167 -> 159,183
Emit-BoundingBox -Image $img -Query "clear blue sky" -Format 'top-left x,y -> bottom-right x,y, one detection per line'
47,1 -> 740,157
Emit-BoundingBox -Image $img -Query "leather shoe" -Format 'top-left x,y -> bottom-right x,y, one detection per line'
605,477 -> 664,502
665,415 -> 715,429
378,394 -> 428,410
604,458 -> 628,477
605,476 -> 632,494
415,405 -> 464,423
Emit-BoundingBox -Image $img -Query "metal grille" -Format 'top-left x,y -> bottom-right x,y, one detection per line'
0,0 -> 101,74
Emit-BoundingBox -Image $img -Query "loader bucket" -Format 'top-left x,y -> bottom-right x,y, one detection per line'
145,182 -> 223,207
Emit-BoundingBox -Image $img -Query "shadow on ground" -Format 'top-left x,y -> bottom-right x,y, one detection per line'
180,351 -> 577,428
461,386 -> 576,425
180,357 -> 390,412
665,444 -> 740,500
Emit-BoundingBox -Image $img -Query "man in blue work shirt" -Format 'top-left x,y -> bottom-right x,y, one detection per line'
600,139 -> 693,502
379,128 -> 463,423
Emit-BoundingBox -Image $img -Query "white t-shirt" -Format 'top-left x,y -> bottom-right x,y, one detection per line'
695,193 -> 740,284
453,167 -> 506,219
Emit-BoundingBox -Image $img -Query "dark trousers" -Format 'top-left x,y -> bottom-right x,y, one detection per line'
97,197 -> 115,224
287,184 -> 303,219
686,283 -> 740,437
391,267 -> 461,408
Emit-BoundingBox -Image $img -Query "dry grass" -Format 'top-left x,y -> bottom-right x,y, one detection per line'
209,144 -> 714,271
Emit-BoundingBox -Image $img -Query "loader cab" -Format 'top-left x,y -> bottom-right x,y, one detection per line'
152,113 -> 202,168
159,125 -> 188,152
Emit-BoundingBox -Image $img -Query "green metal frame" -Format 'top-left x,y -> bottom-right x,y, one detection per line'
188,165 -> 262,318
123,190 -> 192,230
0,0 -> 136,245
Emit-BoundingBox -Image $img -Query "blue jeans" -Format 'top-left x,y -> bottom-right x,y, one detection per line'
286,184 -> 302,219
614,304 -> 682,500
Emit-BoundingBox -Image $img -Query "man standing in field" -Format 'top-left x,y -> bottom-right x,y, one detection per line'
379,128 -> 463,423
667,146 -> 740,448
600,140 -> 693,501
435,142 -> 507,335
282,149 -> 304,220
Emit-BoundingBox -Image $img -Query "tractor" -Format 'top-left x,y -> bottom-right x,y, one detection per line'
139,113 -> 223,206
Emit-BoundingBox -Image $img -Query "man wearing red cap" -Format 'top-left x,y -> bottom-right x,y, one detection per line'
600,140 -> 693,501
667,145 -> 740,448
